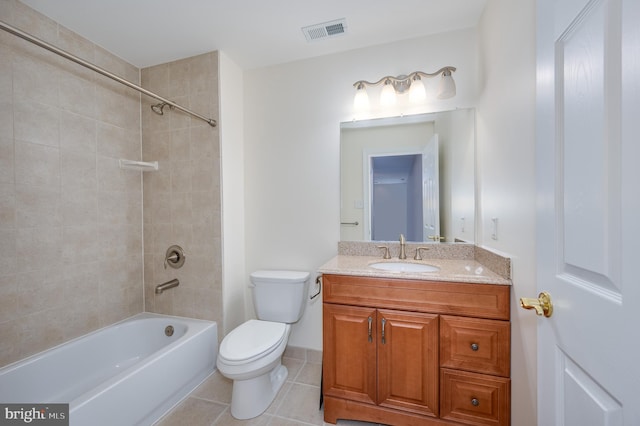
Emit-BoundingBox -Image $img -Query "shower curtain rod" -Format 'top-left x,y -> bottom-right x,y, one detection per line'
0,20 -> 217,127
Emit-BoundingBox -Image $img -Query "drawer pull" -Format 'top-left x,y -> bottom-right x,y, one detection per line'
471,343 -> 479,351
471,398 -> 480,407
367,316 -> 373,343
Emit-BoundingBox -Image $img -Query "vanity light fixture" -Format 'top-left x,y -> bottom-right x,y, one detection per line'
353,66 -> 456,110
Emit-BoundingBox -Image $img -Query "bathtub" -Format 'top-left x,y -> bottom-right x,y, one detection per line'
0,312 -> 217,426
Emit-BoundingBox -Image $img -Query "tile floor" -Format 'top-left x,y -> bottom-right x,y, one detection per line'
155,347 -> 381,426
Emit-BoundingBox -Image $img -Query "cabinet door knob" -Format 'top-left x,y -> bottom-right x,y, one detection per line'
471,398 -> 480,407
367,317 -> 373,343
470,343 -> 479,351
381,318 -> 386,344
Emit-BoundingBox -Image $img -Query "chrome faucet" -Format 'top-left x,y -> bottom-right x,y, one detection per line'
155,278 -> 179,295
398,234 -> 407,259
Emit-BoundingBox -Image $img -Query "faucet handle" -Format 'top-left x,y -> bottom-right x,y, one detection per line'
377,246 -> 391,259
414,247 -> 430,261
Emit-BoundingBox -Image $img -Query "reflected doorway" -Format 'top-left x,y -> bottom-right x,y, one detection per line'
367,135 -> 440,242
371,154 -> 422,241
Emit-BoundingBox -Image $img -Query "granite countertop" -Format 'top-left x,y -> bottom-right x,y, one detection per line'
317,255 -> 512,285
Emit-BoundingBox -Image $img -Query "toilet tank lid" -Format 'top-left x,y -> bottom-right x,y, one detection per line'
250,270 -> 310,283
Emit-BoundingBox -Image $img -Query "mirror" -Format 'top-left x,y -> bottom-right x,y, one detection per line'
340,109 -> 475,243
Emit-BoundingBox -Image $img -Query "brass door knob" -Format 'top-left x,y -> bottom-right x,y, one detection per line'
520,292 -> 553,318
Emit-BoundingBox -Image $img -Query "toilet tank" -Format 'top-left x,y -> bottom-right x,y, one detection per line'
250,270 -> 310,323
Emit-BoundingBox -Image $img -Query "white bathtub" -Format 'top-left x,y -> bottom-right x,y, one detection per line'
0,312 -> 217,426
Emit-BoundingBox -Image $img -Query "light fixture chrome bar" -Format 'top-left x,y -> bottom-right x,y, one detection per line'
353,66 -> 456,88
0,20 -> 217,127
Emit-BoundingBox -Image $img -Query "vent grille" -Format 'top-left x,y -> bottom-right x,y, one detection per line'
302,19 -> 347,42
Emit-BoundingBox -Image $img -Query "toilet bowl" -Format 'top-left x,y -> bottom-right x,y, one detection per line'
217,320 -> 291,419
216,270 -> 310,419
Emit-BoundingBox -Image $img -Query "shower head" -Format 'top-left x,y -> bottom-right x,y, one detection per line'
151,102 -> 173,115
151,102 -> 165,115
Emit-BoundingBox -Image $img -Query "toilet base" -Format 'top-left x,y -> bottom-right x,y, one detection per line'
230,361 -> 289,419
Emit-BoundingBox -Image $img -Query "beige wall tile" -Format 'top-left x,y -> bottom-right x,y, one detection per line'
0,138 -> 14,184
0,3 -> 145,366
0,102 -> 14,140
59,73 -> 96,118
15,184 -> 61,228
61,149 -> 97,191
61,189 -> 98,226
14,101 -> 60,147
1,3 -> 221,368
143,53 -> 221,324
14,141 -> 59,186
13,53 -> 60,107
59,110 -> 97,153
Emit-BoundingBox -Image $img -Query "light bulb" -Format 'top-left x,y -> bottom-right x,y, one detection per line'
380,80 -> 397,106
437,71 -> 456,99
353,84 -> 369,110
408,77 -> 426,103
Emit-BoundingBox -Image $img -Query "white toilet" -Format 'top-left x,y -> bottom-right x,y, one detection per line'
216,270 -> 310,419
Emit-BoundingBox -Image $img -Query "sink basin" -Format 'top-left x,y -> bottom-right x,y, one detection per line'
369,262 -> 440,273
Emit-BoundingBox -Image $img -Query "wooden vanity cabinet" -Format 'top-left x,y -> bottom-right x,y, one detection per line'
323,304 -> 440,417
322,274 -> 511,426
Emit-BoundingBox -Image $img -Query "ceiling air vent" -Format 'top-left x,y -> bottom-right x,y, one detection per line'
302,18 -> 347,42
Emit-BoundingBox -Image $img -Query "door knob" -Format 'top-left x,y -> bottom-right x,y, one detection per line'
520,292 -> 553,318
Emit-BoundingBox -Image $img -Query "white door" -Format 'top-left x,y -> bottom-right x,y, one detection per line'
422,135 -> 440,242
535,0 -> 640,424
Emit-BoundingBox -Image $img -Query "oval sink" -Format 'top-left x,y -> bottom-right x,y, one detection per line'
369,262 -> 440,273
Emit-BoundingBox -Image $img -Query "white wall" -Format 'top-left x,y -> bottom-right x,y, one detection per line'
240,7 -> 537,423
477,0 -> 537,425
219,52 -> 247,335
243,28 -> 478,350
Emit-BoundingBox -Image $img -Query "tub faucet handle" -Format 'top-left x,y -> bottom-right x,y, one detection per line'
164,245 -> 186,269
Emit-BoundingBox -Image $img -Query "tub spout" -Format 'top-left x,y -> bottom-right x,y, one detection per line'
155,279 -> 179,294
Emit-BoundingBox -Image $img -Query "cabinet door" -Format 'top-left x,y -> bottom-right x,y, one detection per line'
377,309 -> 439,417
323,304 -> 377,405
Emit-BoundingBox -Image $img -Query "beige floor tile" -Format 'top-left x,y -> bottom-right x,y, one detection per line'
283,346 -> 307,360
295,362 -> 322,387
157,356 -> 345,426
274,383 -> 324,425
268,418 -> 318,426
193,371 -> 233,404
213,410 -> 273,426
282,357 -> 304,382
329,420 -> 380,426
156,397 -> 226,426
265,381 -> 293,415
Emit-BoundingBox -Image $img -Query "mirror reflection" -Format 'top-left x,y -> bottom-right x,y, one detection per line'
340,109 -> 475,243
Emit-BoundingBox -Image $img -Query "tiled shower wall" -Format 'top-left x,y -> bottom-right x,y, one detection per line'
141,53 -> 223,326
0,1 -> 144,366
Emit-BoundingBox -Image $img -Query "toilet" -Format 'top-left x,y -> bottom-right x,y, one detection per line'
216,270 -> 310,419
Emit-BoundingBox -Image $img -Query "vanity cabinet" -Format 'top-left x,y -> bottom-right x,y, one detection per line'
323,304 -> 439,417
322,274 -> 511,426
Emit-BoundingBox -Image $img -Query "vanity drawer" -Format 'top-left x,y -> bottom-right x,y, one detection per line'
440,315 -> 510,377
322,274 -> 510,320
440,369 -> 510,426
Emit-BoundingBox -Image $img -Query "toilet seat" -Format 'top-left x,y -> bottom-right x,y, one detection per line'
219,320 -> 287,365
